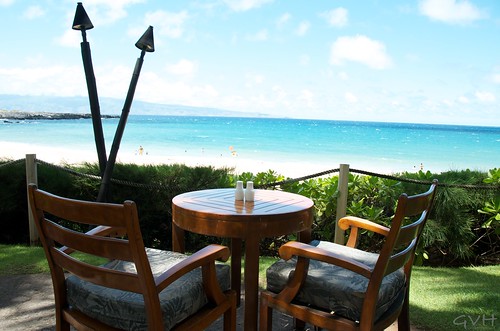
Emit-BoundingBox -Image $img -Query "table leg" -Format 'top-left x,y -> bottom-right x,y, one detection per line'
230,238 -> 242,306
172,223 -> 185,253
244,235 -> 260,330
298,228 -> 311,243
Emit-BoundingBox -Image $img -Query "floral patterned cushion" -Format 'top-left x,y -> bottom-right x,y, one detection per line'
66,248 -> 231,330
266,240 -> 405,322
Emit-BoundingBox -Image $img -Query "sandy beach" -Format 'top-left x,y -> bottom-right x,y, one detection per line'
1,141 -> 400,178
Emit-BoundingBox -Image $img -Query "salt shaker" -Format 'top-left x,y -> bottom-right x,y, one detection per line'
245,181 -> 254,202
235,181 -> 244,200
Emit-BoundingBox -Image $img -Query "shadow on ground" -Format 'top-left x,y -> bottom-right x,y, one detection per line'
0,274 -> 413,330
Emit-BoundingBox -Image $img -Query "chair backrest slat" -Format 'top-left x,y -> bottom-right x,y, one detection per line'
403,191 -> 434,217
394,215 -> 423,248
42,219 -> 133,262
33,189 -> 127,228
50,247 -> 143,293
385,238 -> 417,275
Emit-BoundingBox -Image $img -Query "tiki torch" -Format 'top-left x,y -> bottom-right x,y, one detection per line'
97,26 -> 155,202
72,2 -> 107,177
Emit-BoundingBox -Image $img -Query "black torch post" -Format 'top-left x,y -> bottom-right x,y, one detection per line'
72,2 -> 107,177
97,26 -> 155,202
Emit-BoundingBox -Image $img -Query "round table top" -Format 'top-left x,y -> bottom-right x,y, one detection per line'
172,188 -> 314,238
172,188 -> 313,217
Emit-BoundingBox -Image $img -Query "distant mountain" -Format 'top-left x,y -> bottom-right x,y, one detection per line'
0,94 -> 268,118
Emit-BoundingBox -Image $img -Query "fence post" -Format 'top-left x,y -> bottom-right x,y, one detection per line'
334,163 -> 349,244
25,154 -> 39,246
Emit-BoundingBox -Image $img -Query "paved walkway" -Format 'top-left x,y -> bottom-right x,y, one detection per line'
0,273 -> 417,330
0,274 -> 55,331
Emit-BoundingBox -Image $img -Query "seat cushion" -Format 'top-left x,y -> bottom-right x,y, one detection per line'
66,248 -> 231,330
266,240 -> 405,322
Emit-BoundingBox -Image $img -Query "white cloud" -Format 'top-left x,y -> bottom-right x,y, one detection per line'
83,0 -> 143,5
0,62 -> 214,108
338,71 -> 349,80
442,99 -> 453,107
144,10 -> 189,38
23,6 -> 45,19
475,91 -> 496,103
56,30 -> 81,48
135,71 -> 219,105
0,63 -> 138,101
81,0 -> 146,25
296,21 -> 310,36
391,100 -> 403,108
458,96 -> 469,103
0,0 -> 13,6
96,65 -> 134,98
321,7 -> 348,27
345,92 -> 357,103
330,35 -> 392,69
222,0 -> 273,12
298,89 -> 314,107
0,66 -> 85,96
276,13 -> 291,28
166,59 -> 198,76
245,73 -> 265,87
299,54 -> 310,66
271,85 -> 288,106
492,73 -> 500,84
252,74 -> 264,84
418,0 -> 486,25
248,29 -> 268,41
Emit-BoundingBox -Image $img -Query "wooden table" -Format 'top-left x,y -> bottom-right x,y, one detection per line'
172,188 -> 314,330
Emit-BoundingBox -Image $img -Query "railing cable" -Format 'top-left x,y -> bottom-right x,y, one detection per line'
3,158 -> 498,192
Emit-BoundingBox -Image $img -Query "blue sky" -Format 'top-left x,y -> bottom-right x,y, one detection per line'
0,0 -> 499,126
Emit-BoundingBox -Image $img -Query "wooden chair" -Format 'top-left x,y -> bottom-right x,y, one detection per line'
260,180 -> 437,331
28,184 -> 236,331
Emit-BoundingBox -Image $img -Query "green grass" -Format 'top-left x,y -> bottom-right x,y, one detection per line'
0,244 -> 50,274
409,266 -> 499,331
1,244 -> 498,330
0,244 -> 106,275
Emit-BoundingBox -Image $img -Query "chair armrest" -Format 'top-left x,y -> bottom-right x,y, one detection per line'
85,225 -> 126,237
60,226 -> 126,254
338,216 -> 390,247
155,244 -> 230,293
338,216 -> 390,235
279,241 -> 373,279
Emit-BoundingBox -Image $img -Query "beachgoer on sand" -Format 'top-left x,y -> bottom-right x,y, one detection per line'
229,145 -> 238,157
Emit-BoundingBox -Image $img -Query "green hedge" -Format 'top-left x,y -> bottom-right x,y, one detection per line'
0,159 -> 498,267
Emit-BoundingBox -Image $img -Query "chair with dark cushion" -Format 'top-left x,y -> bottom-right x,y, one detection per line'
28,184 -> 236,330
260,180 -> 437,331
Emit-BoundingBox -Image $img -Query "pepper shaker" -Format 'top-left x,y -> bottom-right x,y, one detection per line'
245,181 -> 254,202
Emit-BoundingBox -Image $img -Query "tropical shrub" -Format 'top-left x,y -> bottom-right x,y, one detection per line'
475,168 -> 500,264
478,168 -> 500,232
1,158 -> 497,266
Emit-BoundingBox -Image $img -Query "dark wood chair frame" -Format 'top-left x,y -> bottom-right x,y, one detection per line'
28,184 -> 236,331
259,180 -> 438,331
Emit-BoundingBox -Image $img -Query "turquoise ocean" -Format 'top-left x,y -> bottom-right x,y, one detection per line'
1,115 -> 499,175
